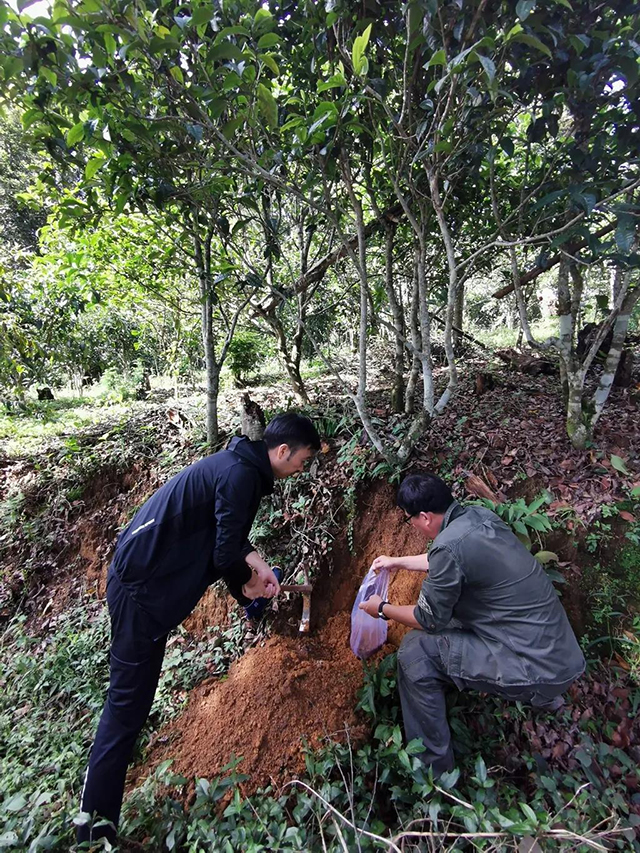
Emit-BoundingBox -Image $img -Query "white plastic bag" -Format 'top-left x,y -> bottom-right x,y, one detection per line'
350,566 -> 390,659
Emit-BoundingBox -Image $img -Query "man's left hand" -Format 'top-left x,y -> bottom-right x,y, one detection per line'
359,594 -> 382,618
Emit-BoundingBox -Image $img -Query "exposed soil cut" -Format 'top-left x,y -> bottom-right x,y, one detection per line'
21,463 -> 159,631
135,483 -> 427,794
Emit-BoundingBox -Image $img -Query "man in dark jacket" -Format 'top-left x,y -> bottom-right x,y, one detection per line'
359,472 -> 585,777
78,413 -> 320,844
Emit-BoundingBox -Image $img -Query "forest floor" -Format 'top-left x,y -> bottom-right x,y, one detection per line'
1,348 -> 640,851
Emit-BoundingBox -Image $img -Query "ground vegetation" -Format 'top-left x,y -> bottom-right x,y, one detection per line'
0,0 -> 639,850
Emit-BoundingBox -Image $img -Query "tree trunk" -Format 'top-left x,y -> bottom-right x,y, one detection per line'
416,239 -> 435,416
428,170 -> 458,414
588,273 -> 638,435
194,225 -> 219,448
383,225 -> 405,412
565,369 -> 588,449
274,318 -> 309,405
405,253 -> 421,414
453,280 -> 464,349
556,257 -> 572,405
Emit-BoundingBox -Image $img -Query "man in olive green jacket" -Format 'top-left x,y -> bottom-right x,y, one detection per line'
359,472 -> 585,776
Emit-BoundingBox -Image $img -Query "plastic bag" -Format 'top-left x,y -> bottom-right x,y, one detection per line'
350,566 -> 390,659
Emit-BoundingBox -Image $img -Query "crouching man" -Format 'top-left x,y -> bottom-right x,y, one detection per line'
78,413 -> 320,845
360,472 -> 585,777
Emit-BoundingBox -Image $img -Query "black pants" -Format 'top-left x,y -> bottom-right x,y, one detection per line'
78,570 -> 167,844
397,630 -> 574,777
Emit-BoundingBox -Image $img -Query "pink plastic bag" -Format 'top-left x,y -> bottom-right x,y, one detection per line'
350,567 -> 390,659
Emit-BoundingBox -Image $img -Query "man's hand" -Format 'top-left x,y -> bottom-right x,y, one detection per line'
371,555 -> 398,574
372,554 -> 429,574
359,593 -> 382,618
242,564 -> 281,600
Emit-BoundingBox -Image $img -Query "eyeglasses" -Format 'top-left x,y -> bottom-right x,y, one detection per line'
402,513 -> 414,525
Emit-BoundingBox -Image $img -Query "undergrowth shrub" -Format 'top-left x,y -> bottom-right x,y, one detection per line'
113,653 -> 640,852
0,602 -> 249,851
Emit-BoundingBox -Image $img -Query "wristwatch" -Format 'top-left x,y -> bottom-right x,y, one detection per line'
378,600 -> 390,621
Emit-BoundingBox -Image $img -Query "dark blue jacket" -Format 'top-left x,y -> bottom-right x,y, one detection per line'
110,436 -> 274,637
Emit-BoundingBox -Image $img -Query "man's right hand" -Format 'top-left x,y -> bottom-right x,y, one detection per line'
371,555 -> 398,574
371,554 -> 429,574
242,565 -> 280,600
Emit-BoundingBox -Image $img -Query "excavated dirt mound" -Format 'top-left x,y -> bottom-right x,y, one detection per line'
136,483 -> 427,794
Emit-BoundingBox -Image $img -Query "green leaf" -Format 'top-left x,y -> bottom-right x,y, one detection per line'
318,72 -> 346,92
104,32 -> 116,56
169,65 -> 184,84
352,23 -> 372,75
511,32 -> 552,58
222,115 -> 244,139
222,70 -> 243,91
257,82 -> 277,130
534,550 -> 559,564
426,48 -> 447,67
191,6 -> 213,27
438,767 -> 460,788
257,32 -> 280,49
208,42 -> 246,63
630,486 -> 640,498
615,214 -> 636,254
21,108 -> 42,130
260,53 -> 279,75
40,66 -> 57,86
186,123 -> 203,141
214,26 -> 250,43
551,0 -> 572,8
477,54 -> 496,83
516,0 -> 536,20
4,794 -> 27,811
526,514 -> 551,532
610,454 -> 630,475
568,34 -> 588,55
114,193 -> 128,214
475,755 -> 487,783
66,121 -> 86,146
254,7 -> 273,33
519,803 -> 538,823
545,569 -> 566,584
85,157 -> 106,179
505,22 -> 523,40
500,137 -> 515,157
575,747 -> 592,767
406,738 -> 426,755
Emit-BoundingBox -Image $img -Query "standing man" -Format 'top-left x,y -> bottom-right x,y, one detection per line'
78,413 -> 320,844
360,472 -> 585,777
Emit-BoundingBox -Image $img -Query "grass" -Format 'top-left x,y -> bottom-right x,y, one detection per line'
0,600 -> 250,851
470,317 -> 560,351
0,394 -> 154,459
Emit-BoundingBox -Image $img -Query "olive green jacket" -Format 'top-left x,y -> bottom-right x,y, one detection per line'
414,502 -> 585,687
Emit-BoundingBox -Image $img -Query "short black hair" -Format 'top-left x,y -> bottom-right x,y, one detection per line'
263,413 -> 321,452
397,473 -> 453,516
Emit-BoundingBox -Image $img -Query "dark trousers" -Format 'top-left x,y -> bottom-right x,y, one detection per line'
77,571 -> 167,844
397,630 -> 573,777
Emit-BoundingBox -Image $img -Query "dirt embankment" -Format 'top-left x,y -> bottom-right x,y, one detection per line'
136,483 -> 427,794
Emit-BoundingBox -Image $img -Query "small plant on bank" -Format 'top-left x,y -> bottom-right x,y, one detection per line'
470,494 -> 553,548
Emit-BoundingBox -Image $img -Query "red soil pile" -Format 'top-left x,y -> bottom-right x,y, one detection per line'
137,483 -> 428,793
